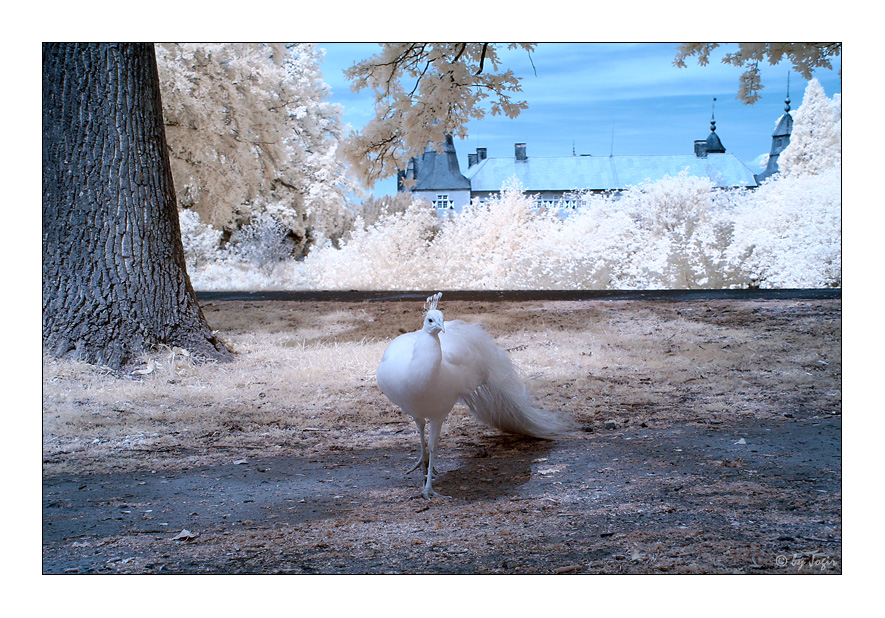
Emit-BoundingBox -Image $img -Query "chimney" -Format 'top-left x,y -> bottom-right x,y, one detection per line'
476,147 -> 487,161
515,143 -> 527,161
468,153 -> 478,167
694,140 -> 708,158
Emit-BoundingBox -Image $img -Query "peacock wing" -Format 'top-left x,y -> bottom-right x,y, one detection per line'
438,320 -> 495,396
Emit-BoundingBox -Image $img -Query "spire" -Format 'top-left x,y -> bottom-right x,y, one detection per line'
705,97 -> 725,153
772,73 -> 794,138
755,73 -> 795,182
710,97 -> 717,133
784,72 -> 791,113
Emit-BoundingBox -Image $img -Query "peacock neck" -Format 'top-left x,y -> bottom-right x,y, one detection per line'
410,329 -> 442,386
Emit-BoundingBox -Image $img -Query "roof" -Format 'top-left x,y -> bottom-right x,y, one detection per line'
772,112 -> 793,137
412,135 -> 471,191
705,132 -> 726,153
465,153 -> 759,192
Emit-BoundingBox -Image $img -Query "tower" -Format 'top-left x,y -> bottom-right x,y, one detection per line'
401,134 -> 471,212
756,74 -> 794,182
694,98 -> 726,157
705,98 -> 726,153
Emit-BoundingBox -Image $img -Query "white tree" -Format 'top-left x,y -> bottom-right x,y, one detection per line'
778,79 -> 842,177
725,168 -> 841,288
156,43 -> 360,255
342,43 -> 535,185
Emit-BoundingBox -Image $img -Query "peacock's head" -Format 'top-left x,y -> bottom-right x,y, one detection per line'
422,292 -> 445,334
423,309 -> 445,334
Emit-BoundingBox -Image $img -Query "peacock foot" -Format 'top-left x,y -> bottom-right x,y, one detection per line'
405,459 -> 438,478
410,486 -> 449,500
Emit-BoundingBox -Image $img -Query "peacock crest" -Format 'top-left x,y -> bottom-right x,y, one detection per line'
423,292 -> 443,316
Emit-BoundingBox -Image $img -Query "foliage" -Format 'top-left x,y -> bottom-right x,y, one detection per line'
720,79 -> 842,289
229,211 -> 298,275
726,168 -> 841,288
778,79 -> 842,177
187,165 -> 840,291
178,209 -> 224,269
673,43 -> 841,104
156,43 -> 360,256
333,192 -> 416,243
301,198 -> 441,290
342,43 -> 535,185
183,68 -> 841,292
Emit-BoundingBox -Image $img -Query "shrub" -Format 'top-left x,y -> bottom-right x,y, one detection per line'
179,209 -> 223,269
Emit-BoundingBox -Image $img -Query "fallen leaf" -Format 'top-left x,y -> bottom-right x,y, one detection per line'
132,359 -> 155,375
171,529 -> 198,542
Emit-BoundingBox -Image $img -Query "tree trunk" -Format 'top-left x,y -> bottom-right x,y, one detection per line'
43,43 -> 230,370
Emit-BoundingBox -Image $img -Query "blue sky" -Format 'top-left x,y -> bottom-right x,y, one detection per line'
317,43 -> 842,198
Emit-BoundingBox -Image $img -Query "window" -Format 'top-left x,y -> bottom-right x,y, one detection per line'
532,196 -> 586,210
433,194 -> 453,209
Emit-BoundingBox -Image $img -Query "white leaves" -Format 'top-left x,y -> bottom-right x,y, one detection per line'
727,167 -> 841,288
673,43 -> 840,104
341,43 -> 534,185
189,158 -> 840,292
778,79 -> 841,178
157,43 -> 359,252
179,209 -> 223,268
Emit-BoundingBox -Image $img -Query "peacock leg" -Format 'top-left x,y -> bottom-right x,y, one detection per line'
405,417 -> 428,476
419,418 -> 448,499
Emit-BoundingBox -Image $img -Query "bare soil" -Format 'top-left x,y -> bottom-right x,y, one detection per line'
43,297 -> 841,574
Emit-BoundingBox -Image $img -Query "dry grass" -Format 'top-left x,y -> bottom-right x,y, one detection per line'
42,330 -> 389,473
42,298 -> 841,476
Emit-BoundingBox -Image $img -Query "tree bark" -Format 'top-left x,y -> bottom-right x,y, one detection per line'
43,43 -> 230,370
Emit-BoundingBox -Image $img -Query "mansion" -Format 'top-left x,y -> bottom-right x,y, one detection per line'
398,95 -> 794,213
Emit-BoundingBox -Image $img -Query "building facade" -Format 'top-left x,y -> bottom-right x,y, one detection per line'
400,100 -> 793,213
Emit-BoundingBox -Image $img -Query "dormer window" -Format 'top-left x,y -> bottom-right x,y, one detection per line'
433,194 -> 453,209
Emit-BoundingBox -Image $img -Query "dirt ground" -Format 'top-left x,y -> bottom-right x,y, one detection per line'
42,296 -> 841,574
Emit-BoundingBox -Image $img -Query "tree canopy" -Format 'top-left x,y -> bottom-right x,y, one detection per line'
342,43 -> 535,186
673,43 -> 841,104
156,43 -> 358,252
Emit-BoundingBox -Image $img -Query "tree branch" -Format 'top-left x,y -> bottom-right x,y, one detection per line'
475,43 -> 489,75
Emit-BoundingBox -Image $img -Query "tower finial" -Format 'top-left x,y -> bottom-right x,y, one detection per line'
784,72 -> 791,113
710,97 -> 717,132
